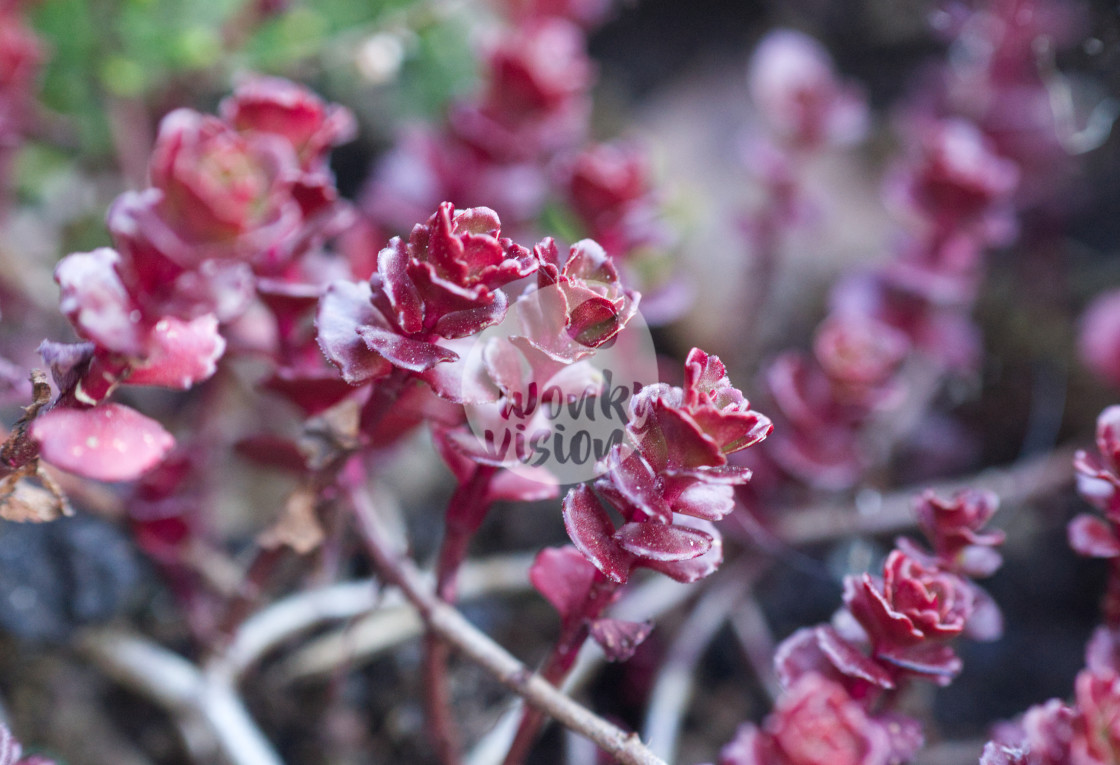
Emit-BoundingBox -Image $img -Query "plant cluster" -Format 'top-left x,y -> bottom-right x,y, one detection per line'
0,0 -> 1117,764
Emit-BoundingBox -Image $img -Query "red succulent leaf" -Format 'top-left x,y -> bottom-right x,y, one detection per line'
876,642 -> 962,684
562,484 -> 633,583
774,626 -> 895,692
615,520 -> 712,561
597,448 -> 671,523
529,545 -> 598,621
235,435 -> 308,473
356,324 -> 457,373
316,280 -> 394,384
126,315 -> 226,389
913,488 -> 1005,572
262,368 -> 359,416
433,288 -> 509,339
378,238 -> 424,334
1069,514 -> 1120,558
149,109 -> 299,250
255,277 -> 322,318
628,386 -> 725,471
431,427 -> 475,484
637,521 -> 724,583
589,618 -> 653,662
220,74 -> 357,168
30,404 -> 174,482
845,573 -> 924,649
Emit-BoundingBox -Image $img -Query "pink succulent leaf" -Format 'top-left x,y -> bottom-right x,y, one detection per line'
669,479 -> 736,521
615,519 -> 713,562
717,723 -> 761,765
564,238 -> 620,284
1086,627 -> 1120,676
167,259 -> 257,324
562,484 -> 633,583
125,315 -> 226,389
529,545 -> 598,620
728,672 -> 892,765
774,627 -> 830,688
979,742 -> 1028,765
963,582 -> 1004,642
1097,405 -> 1120,476
748,29 -> 869,148
876,642 -> 962,684
1073,450 -> 1120,515
316,280 -> 394,384
55,248 -> 146,356
957,545 -> 1004,578
417,336 -> 476,403
589,618 -> 653,662
1069,514 -> 1120,558
816,625 -> 896,689
451,206 -> 502,237
356,324 -> 458,373
876,712 -> 924,765
487,468 -> 559,502
1079,289 -> 1120,389
30,404 -> 174,482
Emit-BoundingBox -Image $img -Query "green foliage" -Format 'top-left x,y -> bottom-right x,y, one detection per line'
26,0 -> 480,162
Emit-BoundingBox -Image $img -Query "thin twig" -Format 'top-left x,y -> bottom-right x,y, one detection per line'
466,576 -> 697,765
729,592 -> 781,702
774,447 -> 1075,546
78,628 -> 283,765
276,553 -> 534,683
214,579 -> 381,681
642,570 -> 751,762
348,481 -> 668,765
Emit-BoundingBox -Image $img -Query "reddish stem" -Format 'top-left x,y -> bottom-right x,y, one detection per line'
501,574 -> 620,765
436,465 -> 499,600
423,463 -> 500,765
